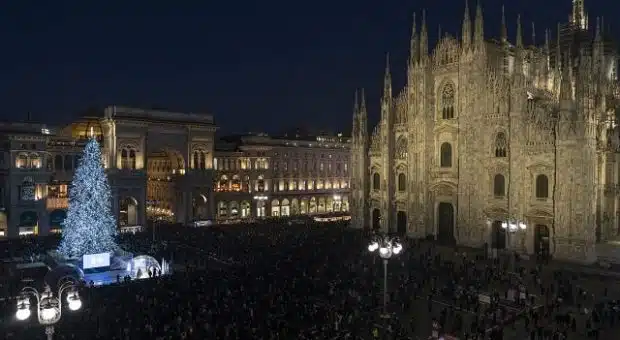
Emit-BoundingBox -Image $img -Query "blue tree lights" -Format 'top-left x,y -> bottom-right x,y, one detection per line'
58,137 -> 117,259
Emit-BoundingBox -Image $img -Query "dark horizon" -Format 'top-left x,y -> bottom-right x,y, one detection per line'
0,0 -> 617,135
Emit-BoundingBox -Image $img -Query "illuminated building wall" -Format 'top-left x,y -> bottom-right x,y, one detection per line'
213,133 -> 350,220
0,106 -> 217,238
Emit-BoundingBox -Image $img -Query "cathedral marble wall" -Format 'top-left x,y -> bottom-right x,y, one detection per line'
349,1 -> 620,264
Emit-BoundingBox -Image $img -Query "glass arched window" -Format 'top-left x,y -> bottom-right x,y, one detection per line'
535,174 -> 549,198
493,174 -> 505,197
495,132 -> 507,157
441,82 -> 455,119
372,173 -> 380,190
440,142 -> 452,168
397,173 -> 406,191
395,138 -> 407,159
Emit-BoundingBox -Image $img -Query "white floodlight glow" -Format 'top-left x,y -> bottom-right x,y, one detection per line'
16,307 -> 31,321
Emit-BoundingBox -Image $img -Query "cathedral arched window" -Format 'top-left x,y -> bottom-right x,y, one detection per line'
397,173 -> 406,192
493,174 -> 505,197
535,174 -> 549,198
372,173 -> 381,190
441,82 -> 455,120
395,138 -> 407,160
440,142 -> 452,168
494,132 -> 507,158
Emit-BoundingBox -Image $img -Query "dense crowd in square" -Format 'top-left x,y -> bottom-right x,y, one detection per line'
1,221 -> 620,339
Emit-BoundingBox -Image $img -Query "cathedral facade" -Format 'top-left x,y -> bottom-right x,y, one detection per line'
350,1 -> 620,263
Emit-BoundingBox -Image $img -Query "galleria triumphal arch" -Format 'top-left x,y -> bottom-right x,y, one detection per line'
75,106 -> 216,227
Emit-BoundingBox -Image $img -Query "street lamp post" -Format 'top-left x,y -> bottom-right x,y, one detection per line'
501,219 -> 527,272
15,281 -> 82,340
368,234 -> 404,318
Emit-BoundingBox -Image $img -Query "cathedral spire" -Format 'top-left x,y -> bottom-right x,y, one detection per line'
359,88 -> 367,136
515,14 -> 523,49
420,10 -> 428,63
474,1 -> 484,49
531,22 -> 536,46
461,0 -> 472,51
500,5 -> 507,43
571,0 -> 587,30
544,29 -> 550,71
352,90 -> 359,138
513,15 -> 525,82
556,23 -> 562,72
409,13 -> 419,65
383,53 -> 392,99
353,89 -> 359,115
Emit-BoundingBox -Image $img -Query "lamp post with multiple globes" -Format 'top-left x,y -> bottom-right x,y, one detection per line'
15,281 -> 82,340
368,234 -> 404,318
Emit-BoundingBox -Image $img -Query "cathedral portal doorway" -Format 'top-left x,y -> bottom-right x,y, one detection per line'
534,224 -> 550,259
396,211 -> 407,235
437,202 -> 455,245
372,209 -> 381,230
491,221 -> 506,249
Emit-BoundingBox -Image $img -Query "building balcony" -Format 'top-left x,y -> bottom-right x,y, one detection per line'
108,168 -> 147,177
46,197 -> 69,210
12,166 -> 52,174
17,198 -> 45,208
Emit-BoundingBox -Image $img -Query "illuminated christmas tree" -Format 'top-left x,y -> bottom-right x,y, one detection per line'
58,137 -> 117,259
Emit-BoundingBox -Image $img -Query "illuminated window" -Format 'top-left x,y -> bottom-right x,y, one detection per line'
16,153 -> 28,168
218,175 -> 229,191
193,150 -> 208,169
120,148 -> 137,170
231,175 -> 241,191
256,175 -> 266,192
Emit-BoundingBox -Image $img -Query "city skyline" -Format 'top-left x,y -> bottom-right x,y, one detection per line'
0,0 -> 617,134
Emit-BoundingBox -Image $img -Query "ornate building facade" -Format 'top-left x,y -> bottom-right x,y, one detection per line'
350,1 -> 620,263
213,133 -> 351,221
0,106 -> 216,237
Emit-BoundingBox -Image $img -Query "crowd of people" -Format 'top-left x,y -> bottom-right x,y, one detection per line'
1,221 -> 620,339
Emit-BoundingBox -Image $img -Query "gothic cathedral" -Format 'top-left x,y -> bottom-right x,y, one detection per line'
350,1 -> 620,263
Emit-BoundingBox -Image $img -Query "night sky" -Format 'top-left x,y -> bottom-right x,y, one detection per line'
0,0 -> 617,135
